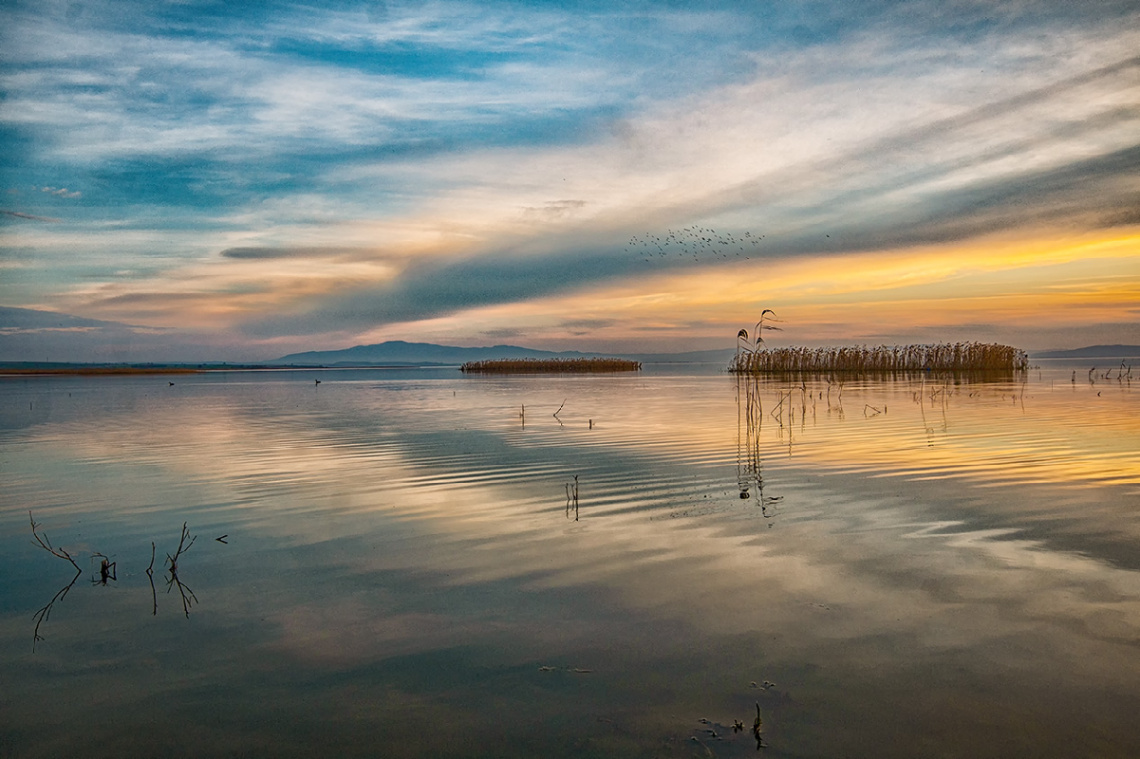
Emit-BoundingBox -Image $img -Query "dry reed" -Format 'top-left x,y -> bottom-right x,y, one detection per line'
461,357 -> 641,373
729,342 -> 1027,376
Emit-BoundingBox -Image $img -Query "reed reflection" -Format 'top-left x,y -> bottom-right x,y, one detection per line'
916,376 -> 949,446
565,475 -> 579,521
736,376 -> 784,522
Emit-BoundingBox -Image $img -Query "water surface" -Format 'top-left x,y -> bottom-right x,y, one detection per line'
2,364 -> 1138,757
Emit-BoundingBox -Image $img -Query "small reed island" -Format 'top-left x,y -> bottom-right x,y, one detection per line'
460,357 -> 642,373
730,342 -> 1028,376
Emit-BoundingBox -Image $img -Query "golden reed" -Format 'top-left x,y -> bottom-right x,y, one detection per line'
461,357 -> 642,373
729,342 -> 1028,375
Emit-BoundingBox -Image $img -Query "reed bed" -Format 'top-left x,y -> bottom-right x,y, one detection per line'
461,357 -> 641,374
729,342 -> 1028,376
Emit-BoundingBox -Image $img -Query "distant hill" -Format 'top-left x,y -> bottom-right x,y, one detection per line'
621,348 -> 736,364
272,340 -> 600,366
1030,345 -> 1140,359
271,341 -> 737,367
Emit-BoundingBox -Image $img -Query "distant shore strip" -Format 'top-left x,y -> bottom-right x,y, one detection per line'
0,365 -> 204,376
0,363 -> 319,376
461,357 -> 642,374
729,342 -> 1028,375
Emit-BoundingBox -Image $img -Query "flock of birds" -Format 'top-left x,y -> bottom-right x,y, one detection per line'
625,226 -> 766,264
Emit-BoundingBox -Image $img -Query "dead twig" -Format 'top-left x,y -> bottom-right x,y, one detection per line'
146,541 -> 157,616
90,553 -> 117,586
29,511 -> 81,572
166,523 -> 198,618
29,511 -> 83,651
166,522 -> 197,571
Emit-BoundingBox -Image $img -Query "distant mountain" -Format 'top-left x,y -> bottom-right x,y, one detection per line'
1030,345 -> 1140,359
621,348 -> 736,364
271,340 -> 601,366
271,341 -> 738,367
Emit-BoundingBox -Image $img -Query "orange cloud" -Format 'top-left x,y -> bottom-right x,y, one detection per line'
380,228 -> 1140,348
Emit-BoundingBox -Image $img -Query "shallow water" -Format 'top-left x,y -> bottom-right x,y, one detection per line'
1,363 -> 1138,758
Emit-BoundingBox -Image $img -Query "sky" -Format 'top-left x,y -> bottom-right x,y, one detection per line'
1,0 -> 1138,362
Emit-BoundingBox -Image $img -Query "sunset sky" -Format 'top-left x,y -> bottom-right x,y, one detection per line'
2,0 -> 1138,362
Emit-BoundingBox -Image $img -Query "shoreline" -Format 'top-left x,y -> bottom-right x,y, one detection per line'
0,366 -> 205,376
0,364 -> 451,377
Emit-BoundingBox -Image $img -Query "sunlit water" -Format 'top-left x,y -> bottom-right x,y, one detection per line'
2,363 -> 1138,758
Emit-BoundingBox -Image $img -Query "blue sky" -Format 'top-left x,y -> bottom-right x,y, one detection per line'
2,0 -> 1138,361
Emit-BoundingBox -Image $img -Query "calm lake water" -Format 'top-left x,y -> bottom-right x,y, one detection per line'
2,363 -> 1138,758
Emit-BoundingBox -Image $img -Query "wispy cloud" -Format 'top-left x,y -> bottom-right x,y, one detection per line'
2,209 -> 62,222
38,186 -> 82,198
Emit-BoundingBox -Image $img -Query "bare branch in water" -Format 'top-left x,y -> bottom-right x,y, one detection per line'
165,523 -> 199,618
166,522 -> 197,570
90,553 -> 117,586
29,511 -> 82,651
29,511 -> 81,572
146,542 -> 157,616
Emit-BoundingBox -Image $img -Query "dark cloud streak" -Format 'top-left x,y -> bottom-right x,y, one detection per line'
237,139 -> 1140,338
220,246 -> 380,260
1,209 -> 62,222
237,248 -> 650,337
